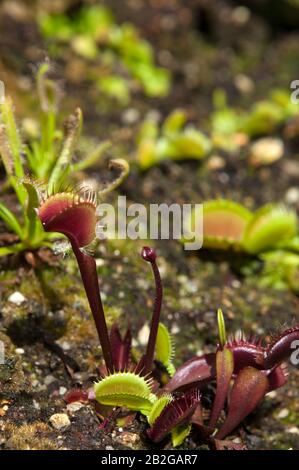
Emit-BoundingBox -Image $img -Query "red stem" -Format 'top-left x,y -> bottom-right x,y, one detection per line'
71,242 -> 114,373
143,258 -> 163,376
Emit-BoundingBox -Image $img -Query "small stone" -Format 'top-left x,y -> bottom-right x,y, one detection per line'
231,279 -> 241,289
60,341 -> 71,351
234,74 -> 254,94
277,408 -> 289,419
231,6 -> 251,25
95,259 -> 106,267
67,402 -> 85,414
33,400 -> 40,410
249,138 -> 284,167
15,348 -> 25,355
207,155 -> 225,170
285,187 -> 299,205
170,324 -> 179,335
288,427 -> 299,435
105,445 -> 114,450
185,280 -> 198,294
44,375 -> 56,386
8,292 -> 26,305
138,324 -> 150,346
49,413 -> 71,430
59,387 -> 67,396
122,108 -> 140,125
118,432 -> 140,446
179,297 -> 193,310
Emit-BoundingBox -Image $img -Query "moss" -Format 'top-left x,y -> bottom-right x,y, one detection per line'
4,422 -> 58,450
0,332 -> 29,395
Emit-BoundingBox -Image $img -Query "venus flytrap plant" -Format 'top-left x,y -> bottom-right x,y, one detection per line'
210,88 -> 299,152
164,312 -> 299,445
185,198 -> 299,290
36,180 -> 126,373
35,180 -> 170,381
48,237 -> 298,448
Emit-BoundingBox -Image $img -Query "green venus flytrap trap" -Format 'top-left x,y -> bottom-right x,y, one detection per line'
183,198 -> 299,290
136,109 -> 212,170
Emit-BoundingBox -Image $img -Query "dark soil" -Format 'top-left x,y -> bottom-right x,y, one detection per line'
1,0 -> 299,450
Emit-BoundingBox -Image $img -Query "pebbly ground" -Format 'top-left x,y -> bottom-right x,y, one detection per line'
1,0 -> 299,450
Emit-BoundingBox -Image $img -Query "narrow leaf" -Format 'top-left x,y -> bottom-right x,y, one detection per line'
209,347 -> 234,428
48,108 -> 82,190
73,140 -> 110,172
0,97 -> 24,178
110,323 -> 132,371
0,202 -> 23,238
0,242 -> 25,256
217,308 -> 227,347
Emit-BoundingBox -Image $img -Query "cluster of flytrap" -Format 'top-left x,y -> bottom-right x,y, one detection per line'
186,199 -> 299,290
36,188 -> 299,449
195,199 -> 298,254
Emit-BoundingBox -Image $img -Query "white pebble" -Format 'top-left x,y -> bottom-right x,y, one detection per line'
8,292 -> 26,305
15,348 -> 25,355
277,408 -> 289,419
249,138 -> 284,167
49,413 -> 71,430
138,324 -> 150,346
288,427 -> 299,435
67,402 -> 84,414
285,187 -> 299,205
44,375 -> 56,386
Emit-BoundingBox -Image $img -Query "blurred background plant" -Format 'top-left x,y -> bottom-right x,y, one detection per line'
134,88 -> 299,170
38,4 -> 171,106
136,109 -> 212,170
210,88 -> 299,153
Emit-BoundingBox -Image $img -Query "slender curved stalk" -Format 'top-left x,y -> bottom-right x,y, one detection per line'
141,247 -> 163,376
71,242 -> 114,373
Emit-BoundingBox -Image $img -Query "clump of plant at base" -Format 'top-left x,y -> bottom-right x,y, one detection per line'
0,63 -> 121,257
38,5 -> 171,104
35,193 -> 299,448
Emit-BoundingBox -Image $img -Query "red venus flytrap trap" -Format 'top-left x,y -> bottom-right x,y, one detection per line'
37,186 -> 114,373
36,184 -> 299,448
